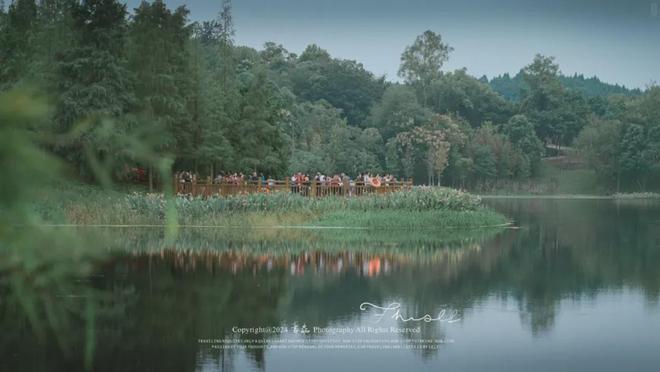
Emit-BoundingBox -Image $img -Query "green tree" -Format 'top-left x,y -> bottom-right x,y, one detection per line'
0,0 -> 37,89
128,0 -> 196,187
394,124 -> 450,184
521,54 -> 588,147
26,0 -> 77,90
576,118 -> 623,190
287,100 -> 384,175
193,0 -> 239,176
634,87 -> 660,164
185,27 -> 234,176
521,54 -> 563,144
287,100 -> 344,174
471,124 -> 522,181
54,0 -> 134,176
230,69 -> 289,176
619,124 -> 651,187
502,114 -> 544,176
428,69 -> 511,127
367,84 -> 432,140
398,30 -> 453,106
472,145 -> 498,180
290,44 -> 386,125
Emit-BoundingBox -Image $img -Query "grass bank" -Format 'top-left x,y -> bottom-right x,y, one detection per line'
475,159 -> 660,197
613,192 -> 660,200
34,182 -> 507,230
473,161 -> 604,196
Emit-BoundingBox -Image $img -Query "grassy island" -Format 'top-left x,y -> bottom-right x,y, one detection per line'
36,183 -> 507,230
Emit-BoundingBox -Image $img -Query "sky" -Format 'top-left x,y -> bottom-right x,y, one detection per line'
125,0 -> 660,89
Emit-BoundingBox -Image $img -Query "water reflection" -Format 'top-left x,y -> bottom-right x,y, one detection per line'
122,243 -> 494,278
2,199 -> 660,372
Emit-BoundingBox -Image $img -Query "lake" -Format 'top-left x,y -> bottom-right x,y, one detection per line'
2,198 -> 660,371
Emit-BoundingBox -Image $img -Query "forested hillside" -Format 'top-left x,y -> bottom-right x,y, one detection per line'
490,72 -> 642,101
1,0 -> 658,191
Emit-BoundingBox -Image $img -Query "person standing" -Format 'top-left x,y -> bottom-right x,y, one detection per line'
341,173 -> 350,196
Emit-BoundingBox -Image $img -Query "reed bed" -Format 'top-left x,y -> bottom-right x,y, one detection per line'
36,183 -> 506,229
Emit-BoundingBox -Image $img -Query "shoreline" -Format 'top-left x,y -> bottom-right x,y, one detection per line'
480,194 -> 613,200
36,183 -> 508,230
480,193 -> 660,200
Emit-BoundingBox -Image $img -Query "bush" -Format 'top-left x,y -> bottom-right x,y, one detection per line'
38,183 -> 497,227
123,186 -> 483,219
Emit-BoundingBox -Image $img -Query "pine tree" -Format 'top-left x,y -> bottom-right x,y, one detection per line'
26,0 -> 76,89
54,0 -> 134,173
186,28 -> 233,175
0,0 -> 37,89
128,0 -> 199,187
231,69 -> 288,176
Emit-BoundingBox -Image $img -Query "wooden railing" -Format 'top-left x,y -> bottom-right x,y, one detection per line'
174,178 -> 413,198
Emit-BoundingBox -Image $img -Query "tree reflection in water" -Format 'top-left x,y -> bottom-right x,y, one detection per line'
1,199 -> 660,371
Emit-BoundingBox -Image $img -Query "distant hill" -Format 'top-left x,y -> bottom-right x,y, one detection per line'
488,72 -> 642,101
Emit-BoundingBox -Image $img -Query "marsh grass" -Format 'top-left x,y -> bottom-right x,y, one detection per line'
313,209 -> 506,229
78,224 -> 504,257
36,184 -> 504,229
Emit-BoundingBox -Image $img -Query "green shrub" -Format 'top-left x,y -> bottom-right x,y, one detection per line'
37,183 -> 502,228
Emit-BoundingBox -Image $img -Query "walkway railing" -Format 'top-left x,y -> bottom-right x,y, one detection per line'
174,178 -> 413,197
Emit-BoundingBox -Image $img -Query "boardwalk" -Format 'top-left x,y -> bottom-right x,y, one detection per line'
175,178 -> 413,197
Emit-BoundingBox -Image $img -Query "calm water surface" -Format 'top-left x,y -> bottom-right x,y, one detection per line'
3,199 -> 660,371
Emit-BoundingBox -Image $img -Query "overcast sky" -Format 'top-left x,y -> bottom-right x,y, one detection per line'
125,0 -> 660,89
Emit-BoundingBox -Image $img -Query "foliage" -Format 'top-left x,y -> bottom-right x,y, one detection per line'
289,44 -> 386,125
1,2 -> 658,193
428,69 -> 512,127
398,30 -> 452,105
288,100 -> 383,175
37,185 -> 496,227
53,0 -> 134,175
489,71 -> 641,102
0,90 -> 97,368
367,84 -> 431,140
394,122 -> 450,184
230,68 -> 289,175
576,87 -> 660,191
0,0 -> 37,89
502,114 -> 544,176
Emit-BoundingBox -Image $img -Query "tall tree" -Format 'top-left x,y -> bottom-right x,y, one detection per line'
502,114 -> 544,176
398,30 -> 453,106
520,54 -> 589,147
429,68 -> 511,127
229,69 -> 289,176
27,0 -> 76,89
576,118 -> 623,190
194,0 -> 239,175
0,0 -> 37,89
54,0 -> 134,174
619,124 -> 651,187
290,44 -> 386,125
394,122 -> 451,184
186,26 -> 233,176
367,84 -> 431,140
128,0 -> 193,186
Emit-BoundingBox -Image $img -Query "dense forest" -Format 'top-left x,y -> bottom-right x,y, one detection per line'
489,72 -> 642,102
1,0 -> 659,191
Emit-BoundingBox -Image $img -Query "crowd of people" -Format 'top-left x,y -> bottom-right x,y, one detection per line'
176,171 -> 258,185
176,171 -> 406,196
177,171 -> 400,185
288,172 -> 401,196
